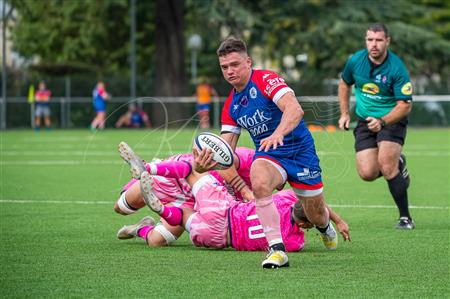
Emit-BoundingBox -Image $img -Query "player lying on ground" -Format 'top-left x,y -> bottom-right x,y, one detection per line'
114,143 -> 256,246
118,168 -> 350,253
116,143 -> 350,252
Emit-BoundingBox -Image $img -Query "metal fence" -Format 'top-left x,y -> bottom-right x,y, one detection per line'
1,95 -> 449,129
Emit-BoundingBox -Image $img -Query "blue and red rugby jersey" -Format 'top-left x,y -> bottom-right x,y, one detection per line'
221,69 -> 323,190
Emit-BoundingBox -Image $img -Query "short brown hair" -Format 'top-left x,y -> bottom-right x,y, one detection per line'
367,23 -> 389,37
216,38 -> 248,57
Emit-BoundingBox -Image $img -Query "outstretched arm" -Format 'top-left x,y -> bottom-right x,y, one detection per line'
327,205 -> 350,241
259,93 -> 303,152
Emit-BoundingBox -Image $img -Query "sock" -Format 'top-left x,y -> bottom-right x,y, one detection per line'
255,195 -> 284,249
270,243 -> 286,252
387,172 -> 411,219
316,222 -> 330,234
145,161 -> 191,179
137,225 -> 154,240
159,206 -> 183,226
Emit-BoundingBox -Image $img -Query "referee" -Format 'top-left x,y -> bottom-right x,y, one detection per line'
338,23 -> 414,229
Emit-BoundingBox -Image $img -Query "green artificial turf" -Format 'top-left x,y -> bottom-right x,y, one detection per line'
1,128 -> 449,298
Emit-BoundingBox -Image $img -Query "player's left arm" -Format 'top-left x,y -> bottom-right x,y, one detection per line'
366,100 -> 412,132
327,205 -> 351,241
367,65 -> 413,132
259,92 -> 304,152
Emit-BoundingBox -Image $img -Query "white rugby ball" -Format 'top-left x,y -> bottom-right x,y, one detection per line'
194,132 -> 234,170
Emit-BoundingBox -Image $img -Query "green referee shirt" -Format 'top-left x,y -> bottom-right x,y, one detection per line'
341,49 -> 413,119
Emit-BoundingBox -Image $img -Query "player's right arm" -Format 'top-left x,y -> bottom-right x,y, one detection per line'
338,55 -> 356,131
338,79 -> 352,130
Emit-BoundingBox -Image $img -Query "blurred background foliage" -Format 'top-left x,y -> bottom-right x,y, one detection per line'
6,0 -> 450,97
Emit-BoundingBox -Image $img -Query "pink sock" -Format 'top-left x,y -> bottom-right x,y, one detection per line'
160,206 -> 183,226
145,161 -> 191,179
255,195 -> 283,247
137,225 -> 154,240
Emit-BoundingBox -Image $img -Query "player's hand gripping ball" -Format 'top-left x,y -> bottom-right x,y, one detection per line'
194,132 -> 234,170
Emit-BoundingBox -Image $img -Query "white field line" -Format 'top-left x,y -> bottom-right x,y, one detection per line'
0,160 -> 124,165
1,150 -> 449,158
1,150 -> 181,156
0,199 -> 448,210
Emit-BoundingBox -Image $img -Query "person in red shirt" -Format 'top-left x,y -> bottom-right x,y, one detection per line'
34,81 -> 52,130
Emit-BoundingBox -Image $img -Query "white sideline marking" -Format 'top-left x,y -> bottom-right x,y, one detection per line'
0,199 -> 448,210
0,160 -> 124,165
330,204 -> 449,210
0,199 -> 111,205
2,150 -> 449,158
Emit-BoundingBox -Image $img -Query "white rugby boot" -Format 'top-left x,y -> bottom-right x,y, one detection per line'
262,248 -> 289,269
118,141 -> 146,179
117,216 -> 155,239
140,171 -> 163,213
319,222 -> 338,250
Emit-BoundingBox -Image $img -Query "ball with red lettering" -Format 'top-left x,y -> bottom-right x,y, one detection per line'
194,132 -> 234,170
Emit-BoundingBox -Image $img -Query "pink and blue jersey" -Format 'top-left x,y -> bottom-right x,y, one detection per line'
228,189 -> 304,252
221,69 -> 323,190
93,87 -> 107,112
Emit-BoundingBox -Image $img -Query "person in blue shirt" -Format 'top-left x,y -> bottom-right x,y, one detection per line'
338,23 -> 414,230
115,104 -> 152,128
91,81 -> 110,130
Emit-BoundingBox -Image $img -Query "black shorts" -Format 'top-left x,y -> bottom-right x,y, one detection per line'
353,117 -> 408,152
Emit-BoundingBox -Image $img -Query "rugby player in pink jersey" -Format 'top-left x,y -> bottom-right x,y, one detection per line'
116,143 -> 350,256
117,166 -> 350,255
114,142 -> 255,246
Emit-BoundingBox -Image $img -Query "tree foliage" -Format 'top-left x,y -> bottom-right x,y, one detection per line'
8,0 -> 450,95
11,0 -> 132,74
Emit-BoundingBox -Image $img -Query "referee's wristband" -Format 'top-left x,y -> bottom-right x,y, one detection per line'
379,118 -> 386,127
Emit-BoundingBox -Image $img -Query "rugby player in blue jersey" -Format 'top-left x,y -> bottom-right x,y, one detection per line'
195,38 -> 338,268
338,23 -> 414,230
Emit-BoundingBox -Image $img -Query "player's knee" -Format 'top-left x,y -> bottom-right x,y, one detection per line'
113,203 -> 127,215
357,168 -> 379,181
114,192 -> 139,215
379,161 -> 398,179
147,224 -> 178,247
251,179 -> 273,197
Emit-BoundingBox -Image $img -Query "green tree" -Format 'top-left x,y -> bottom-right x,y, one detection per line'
11,0 -> 131,75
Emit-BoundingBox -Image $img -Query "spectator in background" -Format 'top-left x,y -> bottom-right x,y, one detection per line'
91,81 -> 109,130
194,77 -> 219,129
115,104 -> 152,129
34,81 -> 52,131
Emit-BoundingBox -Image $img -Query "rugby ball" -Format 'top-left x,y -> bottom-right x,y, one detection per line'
194,132 -> 234,170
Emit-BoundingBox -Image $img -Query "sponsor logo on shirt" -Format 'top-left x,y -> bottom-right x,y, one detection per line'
375,74 -> 382,83
240,96 -> 249,107
236,109 -> 271,136
362,83 -> 379,95
249,87 -> 257,99
264,77 -> 285,97
401,82 -> 413,95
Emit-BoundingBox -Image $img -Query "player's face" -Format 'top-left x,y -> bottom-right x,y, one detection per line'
365,30 -> 390,61
219,52 -> 252,92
